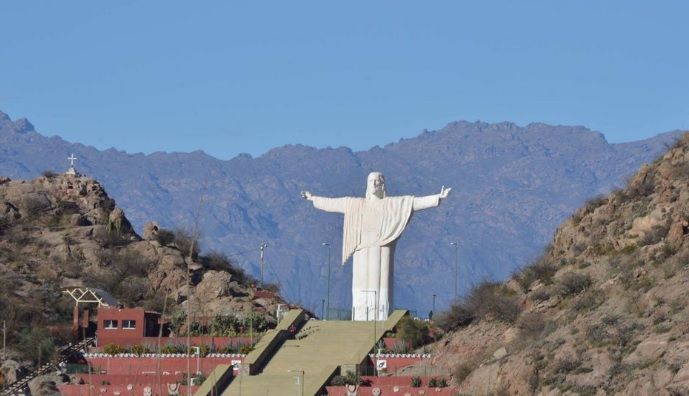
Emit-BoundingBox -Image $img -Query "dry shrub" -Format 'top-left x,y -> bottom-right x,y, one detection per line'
173,228 -> 199,259
557,272 -> 592,296
516,312 -> 546,339
573,289 -> 605,312
530,287 -> 551,303
515,258 -> 557,292
437,281 -> 522,331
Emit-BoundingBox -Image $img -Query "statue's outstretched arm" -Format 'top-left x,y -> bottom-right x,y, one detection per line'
412,185 -> 452,211
439,185 -> 452,199
301,190 -> 349,213
301,190 -> 314,201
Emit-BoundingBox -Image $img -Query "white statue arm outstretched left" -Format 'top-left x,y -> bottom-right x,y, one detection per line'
301,190 -> 314,201
413,185 -> 452,211
301,190 -> 350,213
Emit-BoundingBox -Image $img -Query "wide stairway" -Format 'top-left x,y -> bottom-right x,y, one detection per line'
221,310 -> 405,396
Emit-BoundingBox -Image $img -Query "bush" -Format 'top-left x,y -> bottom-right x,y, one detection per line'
155,228 -> 175,246
454,362 -> 474,383
640,223 -> 670,246
84,249 -> 155,306
396,316 -> 430,349
436,301 -> 474,331
552,357 -> 581,374
330,371 -> 360,386
131,344 -> 150,356
530,287 -> 551,303
42,170 -> 58,179
516,312 -> 546,338
515,259 -> 557,292
573,289 -> 605,311
437,281 -> 522,331
201,251 -> 232,271
584,195 -> 607,212
428,377 -> 448,387
104,344 -> 124,355
16,327 -> 55,365
558,272 -> 592,296
160,343 -> 187,354
173,228 -> 199,259
410,376 -> 422,387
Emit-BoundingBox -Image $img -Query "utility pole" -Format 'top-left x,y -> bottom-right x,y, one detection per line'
322,242 -> 331,320
432,294 -> 436,319
2,320 -> 5,359
450,241 -> 459,299
259,242 -> 268,287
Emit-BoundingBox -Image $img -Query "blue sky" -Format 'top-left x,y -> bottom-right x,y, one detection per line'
1,1 -> 688,159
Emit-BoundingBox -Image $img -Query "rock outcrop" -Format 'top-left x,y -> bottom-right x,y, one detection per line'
0,173 -> 288,372
427,133 -> 689,395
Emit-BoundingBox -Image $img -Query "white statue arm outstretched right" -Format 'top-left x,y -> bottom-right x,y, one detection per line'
301,190 -> 348,213
413,185 -> 452,211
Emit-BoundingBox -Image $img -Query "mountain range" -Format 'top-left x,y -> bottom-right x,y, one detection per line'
0,110 -> 681,313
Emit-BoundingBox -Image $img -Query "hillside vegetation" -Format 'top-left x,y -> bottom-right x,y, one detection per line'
432,133 -> 689,395
0,173 -> 285,378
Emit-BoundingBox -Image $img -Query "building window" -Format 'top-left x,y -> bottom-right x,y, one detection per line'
103,320 -> 118,329
123,320 -> 136,329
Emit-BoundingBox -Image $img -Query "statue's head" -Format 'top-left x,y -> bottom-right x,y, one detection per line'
366,172 -> 386,199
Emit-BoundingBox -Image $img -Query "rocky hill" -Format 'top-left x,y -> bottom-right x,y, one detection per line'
0,173 -> 286,373
0,110 -> 682,313
425,133 -> 689,394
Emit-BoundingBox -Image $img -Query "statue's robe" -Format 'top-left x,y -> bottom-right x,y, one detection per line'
311,194 -> 440,320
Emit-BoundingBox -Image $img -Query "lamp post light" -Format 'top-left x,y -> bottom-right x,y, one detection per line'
450,241 -> 459,299
322,242 -> 331,320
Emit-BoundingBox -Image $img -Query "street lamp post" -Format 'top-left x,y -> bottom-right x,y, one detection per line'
192,346 -> 201,376
450,242 -> 459,299
432,294 -> 436,319
259,242 -> 268,287
322,242 -> 331,320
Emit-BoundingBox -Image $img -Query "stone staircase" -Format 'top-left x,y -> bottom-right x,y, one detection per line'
1,337 -> 95,396
219,310 -> 406,396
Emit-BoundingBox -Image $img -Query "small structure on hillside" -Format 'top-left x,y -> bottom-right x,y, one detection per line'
97,307 -> 166,346
65,153 -> 80,176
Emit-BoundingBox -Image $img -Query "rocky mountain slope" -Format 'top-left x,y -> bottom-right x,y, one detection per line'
0,110 -> 682,313
427,133 -> 689,394
0,173 -> 286,374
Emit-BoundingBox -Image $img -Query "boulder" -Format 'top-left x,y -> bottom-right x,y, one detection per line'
0,359 -> 21,384
28,374 -> 62,396
143,221 -> 160,240
195,270 -> 232,300
107,206 -> 134,235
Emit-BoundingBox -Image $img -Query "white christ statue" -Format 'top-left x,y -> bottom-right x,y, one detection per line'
301,172 -> 451,321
